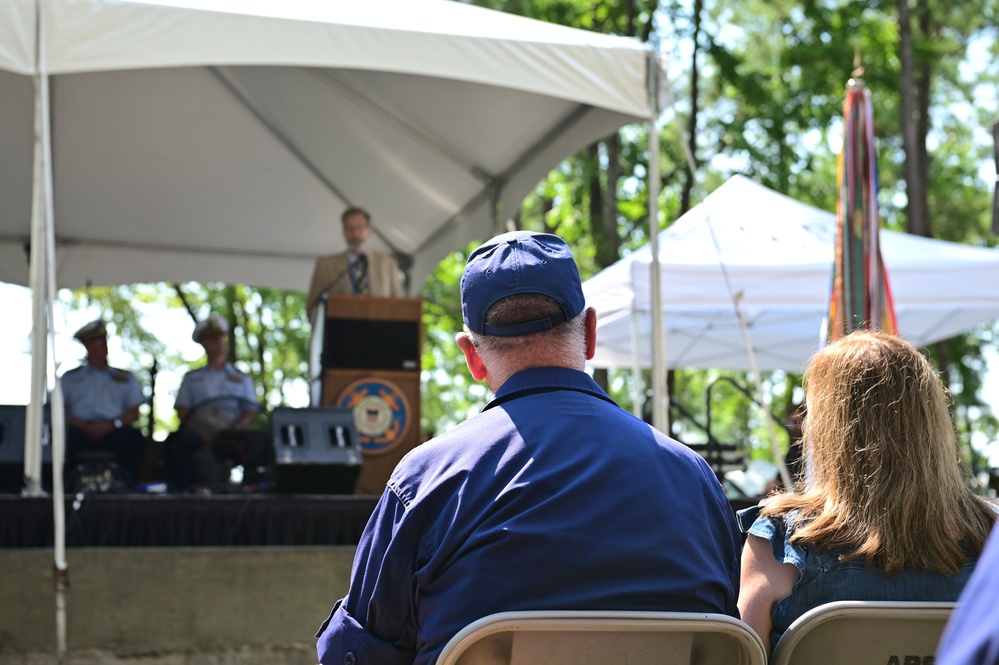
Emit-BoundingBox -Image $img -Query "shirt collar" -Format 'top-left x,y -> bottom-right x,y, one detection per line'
484,366 -> 617,412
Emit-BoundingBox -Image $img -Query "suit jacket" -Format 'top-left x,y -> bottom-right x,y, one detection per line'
307,250 -> 405,316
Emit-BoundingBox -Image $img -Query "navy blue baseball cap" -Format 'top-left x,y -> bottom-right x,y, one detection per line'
461,230 -> 585,337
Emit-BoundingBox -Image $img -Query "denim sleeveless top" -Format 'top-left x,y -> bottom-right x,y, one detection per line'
738,505 -> 978,648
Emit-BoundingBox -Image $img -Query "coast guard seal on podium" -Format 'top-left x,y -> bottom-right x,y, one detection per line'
310,294 -> 422,494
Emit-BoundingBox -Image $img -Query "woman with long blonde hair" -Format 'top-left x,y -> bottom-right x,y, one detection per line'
738,330 -> 997,653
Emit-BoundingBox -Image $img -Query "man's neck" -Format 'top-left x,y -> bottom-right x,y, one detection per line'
207,356 -> 226,370
87,357 -> 108,371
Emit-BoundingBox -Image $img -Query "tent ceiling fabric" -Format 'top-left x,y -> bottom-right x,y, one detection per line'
583,175 -> 999,372
0,0 -> 654,292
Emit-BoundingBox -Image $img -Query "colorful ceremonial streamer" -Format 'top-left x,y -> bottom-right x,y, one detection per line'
826,81 -> 898,342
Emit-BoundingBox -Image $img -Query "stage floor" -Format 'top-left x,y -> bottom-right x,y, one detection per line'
1,493 -> 757,549
0,494 -> 379,548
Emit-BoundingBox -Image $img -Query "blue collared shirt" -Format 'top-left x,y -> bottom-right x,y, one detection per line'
936,524 -> 999,665
317,366 -> 741,665
175,363 -> 259,425
61,364 -> 146,421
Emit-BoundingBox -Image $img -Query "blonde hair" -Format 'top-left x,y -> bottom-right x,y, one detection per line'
762,330 -> 995,575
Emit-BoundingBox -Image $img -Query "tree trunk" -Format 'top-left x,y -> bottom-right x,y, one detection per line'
680,0 -> 702,215
669,0 -> 705,435
915,2 -> 933,236
589,142 -> 609,392
593,0 -> 658,396
592,133 -> 624,393
172,283 -> 198,324
604,134 -> 623,261
900,0 -> 948,384
223,285 -> 240,366
897,0 -> 931,238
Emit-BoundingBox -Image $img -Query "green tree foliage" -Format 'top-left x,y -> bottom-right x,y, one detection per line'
61,284 -> 171,371
653,0 -> 998,466
170,283 -> 311,409
60,283 -> 309,438
56,0 -> 999,473
420,245 -> 487,436
460,0 -> 999,468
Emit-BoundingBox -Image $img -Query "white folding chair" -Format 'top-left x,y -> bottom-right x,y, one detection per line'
770,601 -> 957,665
436,610 -> 766,665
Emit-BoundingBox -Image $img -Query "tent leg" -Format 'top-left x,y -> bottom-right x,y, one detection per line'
648,117 -> 669,432
31,4 -> 70,659
52,384 -> 68,663
630,312 -> 644,419
24,32 -> 50,498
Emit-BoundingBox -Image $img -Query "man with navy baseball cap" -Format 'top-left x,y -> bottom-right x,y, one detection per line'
317,230 -> 741,665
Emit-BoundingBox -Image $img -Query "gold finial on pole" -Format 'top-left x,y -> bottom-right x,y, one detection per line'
848,47 -> 865,88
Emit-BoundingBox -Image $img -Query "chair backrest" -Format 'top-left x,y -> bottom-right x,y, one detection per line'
436,610 -> 766,665
770,601 -> 957,665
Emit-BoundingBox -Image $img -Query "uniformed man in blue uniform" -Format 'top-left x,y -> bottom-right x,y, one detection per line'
937,524 -> 999,665
61,319 -> 147,489
164,314 -> 263,491
316,231 -> 742,665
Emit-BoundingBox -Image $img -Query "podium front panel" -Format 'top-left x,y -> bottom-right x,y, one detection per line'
317,296 -> 424,494
323,370 -> 421,495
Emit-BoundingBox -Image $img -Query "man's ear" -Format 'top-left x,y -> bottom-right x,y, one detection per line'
456,332 -> 488,381
584,307 -> 597,360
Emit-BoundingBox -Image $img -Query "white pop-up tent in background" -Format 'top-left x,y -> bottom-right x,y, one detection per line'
584,174 -> 999,373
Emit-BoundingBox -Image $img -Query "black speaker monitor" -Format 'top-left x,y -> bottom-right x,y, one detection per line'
0,405 -> 51,464
0,405 -> 54,493
271,406 -> 362,494
324,318 -> 420,371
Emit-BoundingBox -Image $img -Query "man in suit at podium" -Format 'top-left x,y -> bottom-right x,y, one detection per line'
307,206 -> 404,317
316,231 -> 740,665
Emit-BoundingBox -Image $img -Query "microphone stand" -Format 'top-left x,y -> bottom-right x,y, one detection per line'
311,265 -> 352,320
308,266 -> 352,405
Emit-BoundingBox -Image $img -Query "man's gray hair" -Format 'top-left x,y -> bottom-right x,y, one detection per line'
465,293 -> 587,376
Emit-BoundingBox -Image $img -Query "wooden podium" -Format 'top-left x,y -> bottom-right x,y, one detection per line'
311,295 -> 422,494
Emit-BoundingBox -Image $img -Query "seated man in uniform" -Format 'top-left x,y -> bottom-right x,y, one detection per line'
316,231 -> 741,665
164,314 -> 268,492
61,319 -> 147,490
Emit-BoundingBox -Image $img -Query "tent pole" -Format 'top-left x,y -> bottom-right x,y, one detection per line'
645,51 -> 669,432
648,121 -> 669,431
32,2 -> 70,660
51,383 -> 68,664
630,309 -> 643,419
24,0 -> 50,498
24,148 -> 45,495
43,71 -> 68,637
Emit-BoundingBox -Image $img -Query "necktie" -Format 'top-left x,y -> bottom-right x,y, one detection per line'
351,254 -> 370,295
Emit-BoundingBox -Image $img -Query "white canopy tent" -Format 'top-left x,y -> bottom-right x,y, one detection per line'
2,2 -> 663,459
584,174 -> 999,373
2,4 -> 668,618
0,0 -> 660,292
